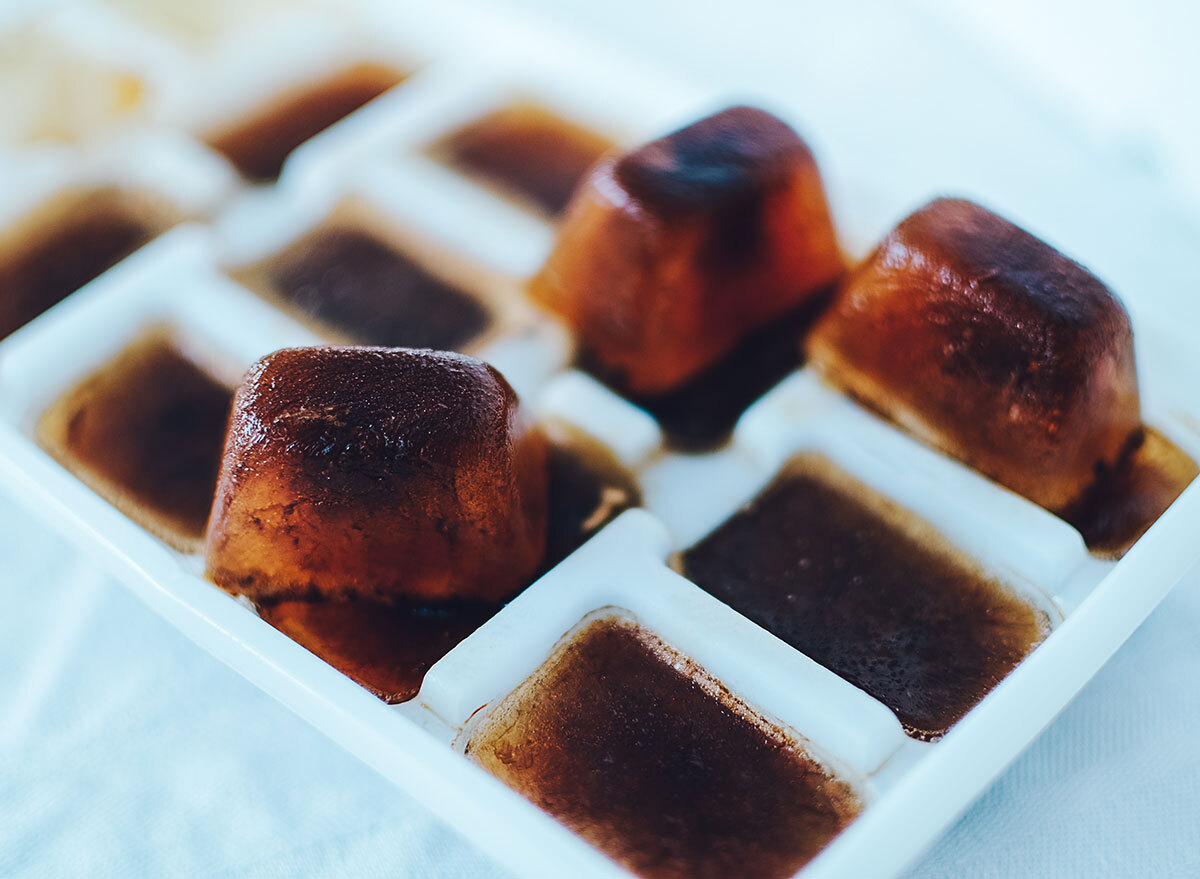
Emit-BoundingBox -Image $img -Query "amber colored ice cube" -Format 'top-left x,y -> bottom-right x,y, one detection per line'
808,197 -> 1141,513
37,331 -> 233,551
531,106 -> 842,396
680,455 -> 1049,740
205,347 -> 548,603
429,102 -> 615,216
465,613 -> 860,879
206,63 -> 406,182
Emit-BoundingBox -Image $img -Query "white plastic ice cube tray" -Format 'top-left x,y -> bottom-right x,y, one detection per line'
2,2 -> 1200,878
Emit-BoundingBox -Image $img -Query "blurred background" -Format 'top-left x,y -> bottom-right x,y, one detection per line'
515,0 -> 1200,208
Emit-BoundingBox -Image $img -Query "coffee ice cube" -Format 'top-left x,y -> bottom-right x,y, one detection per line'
205,347 -> 548,602
531,106 -> 842,396
808,198 -> 1140,513
1060,427 -> 1198,559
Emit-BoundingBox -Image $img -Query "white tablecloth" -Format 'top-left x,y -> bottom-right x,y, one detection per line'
3,492 -> 1199,878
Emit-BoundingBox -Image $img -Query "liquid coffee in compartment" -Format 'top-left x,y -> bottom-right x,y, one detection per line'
465,612 -> 860,879
207,63 -> 407,182
37,330 -> 233,551
582,289 -> 832,451
252,428 -> 638,702
240,224 -> 492,351
427,102 -> 614,216
541,424 -> 641,572
260,597 -> 500,704
1062,427 -> 1198,559
680,454 -> 1050,740
0,188 -> 168,341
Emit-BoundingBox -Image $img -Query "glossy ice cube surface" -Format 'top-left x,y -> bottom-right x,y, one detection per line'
205,347 -> 548,602
532,106 -> 842,396
808,198 -> 1141,514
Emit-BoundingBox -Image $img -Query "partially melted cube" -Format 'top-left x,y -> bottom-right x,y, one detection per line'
37,331 -> 233,551
240,224 -> 492,350
465,613 -> 860,879
808,198 -> 1141,513
531,106 -> 842,396
680,455 -> 1049,740
205,347 -> 548,603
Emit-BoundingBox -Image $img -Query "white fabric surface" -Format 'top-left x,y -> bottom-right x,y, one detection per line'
0,497 -> 504,879
3,492 -> 1200,878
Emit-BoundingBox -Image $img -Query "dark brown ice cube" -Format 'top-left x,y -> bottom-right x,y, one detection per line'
37,330 -> 233,551
206,63 -> 406,182
531,106 -> 842,396
465,613 -> 860,879
679,454 -> 1049,740
239,223 -> 492,350
205,347 -> 548,603
808,198 -> 1141,514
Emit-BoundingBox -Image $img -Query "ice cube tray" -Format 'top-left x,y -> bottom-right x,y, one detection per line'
2,1 -> 1199,877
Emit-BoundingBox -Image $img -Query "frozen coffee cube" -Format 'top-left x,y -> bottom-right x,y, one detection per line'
205,347 -> 548,602
205,63 -> 407,182
531,106 -> 842,396
428,102 -> 615,217
808,198 -> 1140,513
